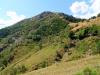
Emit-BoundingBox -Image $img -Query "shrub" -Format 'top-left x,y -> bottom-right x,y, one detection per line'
71,25 -> 100,40
39,61 -> 48,68
75,36 -> 100,55
76,67 -> 97,75
97,13 -> 100,17
86,25 -> 99,36
95,40 -> 100,53
91,16 -> 96,19
32,34 -> 42,42
55,49 -> 65,61
85,68 -> 97,75
0,48 -> 14,68
75,29 -> 86,40
69,31 -> 76,40
0,28 -> 10,38
10,65 -> 27,75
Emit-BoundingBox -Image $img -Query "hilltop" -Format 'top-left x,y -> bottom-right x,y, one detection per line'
0,11 -> 100,75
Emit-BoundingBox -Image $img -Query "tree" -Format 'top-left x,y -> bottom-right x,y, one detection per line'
97,13 -> 100,17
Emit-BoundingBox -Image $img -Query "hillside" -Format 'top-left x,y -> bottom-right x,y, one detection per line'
0,11 -> 100,75
23,55 -> 100,75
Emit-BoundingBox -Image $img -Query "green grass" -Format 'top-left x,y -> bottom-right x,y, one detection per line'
0,44 -> 60,75
0,12 -> 100,75
22,55 -> 100,75
76,67 -> 100,75
22,44 -> 60,68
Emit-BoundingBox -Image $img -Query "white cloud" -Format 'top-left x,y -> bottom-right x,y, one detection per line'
70,1 -> 89,14
0,11 -> 26,29
70,0 -> 100,19
91,0 -> 100,14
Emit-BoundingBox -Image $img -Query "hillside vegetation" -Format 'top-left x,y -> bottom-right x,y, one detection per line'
0,11 -> 100,75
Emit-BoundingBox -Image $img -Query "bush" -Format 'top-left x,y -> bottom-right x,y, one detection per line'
0,48 -> 14,68
69,31 -> 76,40
75,29 -> 86,40
76,37 -> 100,55
32,61 -> 48,70
97,13 -> 100,17
55,49 -> 65,61
86,25 -> 99,36
70,25 -> 100,40
0,28 -> 10,38
10,65 -> 27,75
83,68 -> 97,75
76,67 -> 97,75
32,34 -> 42,42
91,16 -> 96,19
39,61 -> 48,68
95,40 -> 100,53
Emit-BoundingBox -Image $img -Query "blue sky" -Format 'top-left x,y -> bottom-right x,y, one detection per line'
0,0 -> 74,18
0,0 -> 100,29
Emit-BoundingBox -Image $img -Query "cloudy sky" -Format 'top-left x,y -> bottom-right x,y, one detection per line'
0,0 -> 100,29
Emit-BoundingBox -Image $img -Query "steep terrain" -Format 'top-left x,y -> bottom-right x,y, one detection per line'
0,11 -> 100,75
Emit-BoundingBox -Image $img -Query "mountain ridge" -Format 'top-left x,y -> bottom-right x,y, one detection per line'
0,11 -> 100,75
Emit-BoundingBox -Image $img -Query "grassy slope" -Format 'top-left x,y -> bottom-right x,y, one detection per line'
21,44 -> 60,68
21,19 -> 100,75
0,12 -> 69,75
0,44 -> 60,75
0,12 -> 100,75
22,55 -> 100,75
